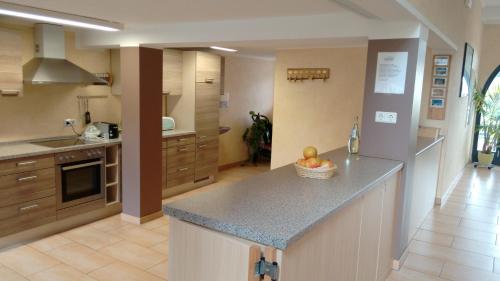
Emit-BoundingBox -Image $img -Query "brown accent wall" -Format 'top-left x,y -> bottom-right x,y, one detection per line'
121,47 -> 163,218
359,38 -> 427,260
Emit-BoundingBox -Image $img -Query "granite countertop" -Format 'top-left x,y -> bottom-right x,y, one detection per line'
164,147 -> 403,250
0,137 -> 122,161
162,130 -> 196,138
416,136 -> 445,156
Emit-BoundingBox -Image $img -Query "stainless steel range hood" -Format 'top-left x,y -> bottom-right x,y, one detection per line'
23,24 -> 107,85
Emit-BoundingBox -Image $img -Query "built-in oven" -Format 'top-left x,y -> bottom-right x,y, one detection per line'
55,148 -> 105,210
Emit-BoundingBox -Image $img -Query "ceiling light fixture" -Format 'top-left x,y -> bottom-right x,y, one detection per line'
0,1 -> 123,31
210,46 -> 238,52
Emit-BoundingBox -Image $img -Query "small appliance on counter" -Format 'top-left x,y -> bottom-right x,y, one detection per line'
94,122 -> 119,139
162,117 -> 175,131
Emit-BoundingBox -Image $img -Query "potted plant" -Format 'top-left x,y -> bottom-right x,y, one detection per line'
242,111 -> 273,164
473,85 -> 500,166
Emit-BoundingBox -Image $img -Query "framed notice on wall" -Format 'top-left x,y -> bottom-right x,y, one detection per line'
428,55 -> 451,120
374,52 -> 409,95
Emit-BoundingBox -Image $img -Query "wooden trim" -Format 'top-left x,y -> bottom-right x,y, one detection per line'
263,247 -> 277,281
120,210 -> 163,225
218,161 -> 246,171
248,245 -> 261,281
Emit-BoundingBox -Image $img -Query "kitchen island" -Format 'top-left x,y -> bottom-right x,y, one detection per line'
164,147 -> 403,281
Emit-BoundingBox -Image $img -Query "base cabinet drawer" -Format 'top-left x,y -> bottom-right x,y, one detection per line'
195,162 -> 218,181
0,196 -> 56,237
166,170 -> 195,189
0,155 -> 55,176
0,168 -> 55,207
166,135 -> 196,148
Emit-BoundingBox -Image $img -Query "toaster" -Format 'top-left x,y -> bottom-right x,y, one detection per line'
162,117 -> 175,131
94,122 -> 119,139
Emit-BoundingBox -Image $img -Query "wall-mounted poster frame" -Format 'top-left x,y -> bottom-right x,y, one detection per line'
428,55 -> 451,120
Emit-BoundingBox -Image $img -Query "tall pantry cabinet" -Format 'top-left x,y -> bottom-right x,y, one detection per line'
193,52 -> 221,181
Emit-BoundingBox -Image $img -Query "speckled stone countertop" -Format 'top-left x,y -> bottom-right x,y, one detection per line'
0,137 -> 121,161
416,136 -> 445,156
164,147 -> 403,250
162,130 -> 196,138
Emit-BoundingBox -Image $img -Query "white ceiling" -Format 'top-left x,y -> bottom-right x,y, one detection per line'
1,0 -> 346,25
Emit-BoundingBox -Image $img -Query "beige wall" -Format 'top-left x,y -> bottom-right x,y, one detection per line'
479,25 -> 500,83
0,23 -> 121,142
271,48 -> 367,169
219,56 -> 275,166
418,0 -> 483,200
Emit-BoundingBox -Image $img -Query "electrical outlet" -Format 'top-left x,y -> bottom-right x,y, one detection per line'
64,119 -> 76,127
375,111 -> 398,124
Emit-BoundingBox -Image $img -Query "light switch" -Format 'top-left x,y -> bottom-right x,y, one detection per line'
375,111 -> 398,124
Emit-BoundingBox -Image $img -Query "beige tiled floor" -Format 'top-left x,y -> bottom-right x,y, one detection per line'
388,166 -> 500,281
0,164 -> 269,281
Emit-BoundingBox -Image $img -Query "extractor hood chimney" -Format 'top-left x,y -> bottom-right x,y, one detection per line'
23,24 -> 107,85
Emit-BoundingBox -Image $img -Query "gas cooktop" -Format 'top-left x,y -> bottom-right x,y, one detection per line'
32,138 -> 99,148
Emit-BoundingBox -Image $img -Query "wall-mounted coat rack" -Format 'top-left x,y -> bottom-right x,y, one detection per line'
287,68 -> 330,82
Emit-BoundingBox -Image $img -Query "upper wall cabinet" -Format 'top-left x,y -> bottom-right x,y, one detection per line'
0,28 -> 23,97
163,49 -> 183,95
110,49 -> 121,96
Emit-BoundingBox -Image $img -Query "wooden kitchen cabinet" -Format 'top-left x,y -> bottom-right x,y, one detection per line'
195,51 -> 221,181
0,28 -> 23,97
162,134 -> 196,195
0,155 -> 56,238
163,49 -> 183,95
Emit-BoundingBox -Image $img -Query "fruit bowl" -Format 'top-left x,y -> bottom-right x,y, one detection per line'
294,163 -> 337,179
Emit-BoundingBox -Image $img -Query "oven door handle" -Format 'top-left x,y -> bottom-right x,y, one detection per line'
62,161 -> 103,171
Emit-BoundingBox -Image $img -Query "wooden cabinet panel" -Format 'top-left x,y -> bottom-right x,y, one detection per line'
196,130 -> 219,143
377,174 -> 399,281
167,163 -> 195,176
166,135 -> 196,148
357,184 -> 384,281
167,151 -> 196,169
195,52 -> 221,84
162,150 -> 167,190
0,155 -> 55,176
0,168 -> 55,207
163,49 -> 183,95
166,144 -> 196,156
0,28 -> 23,97
0,196 -> 56,237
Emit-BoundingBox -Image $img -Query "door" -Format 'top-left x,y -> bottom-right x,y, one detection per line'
472,65 -> 500,165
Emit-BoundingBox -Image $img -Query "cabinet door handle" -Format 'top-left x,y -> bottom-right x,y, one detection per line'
17,160 -> 37,167
1,89 -> 21,96
19,204 -> 39,213
205,78 -> 214,84
198,135 -> 207,139
178,167 -> 189,172
198,144 -> 207,149
17,175 -> 38,182
177,138 -> 188,142
177,148 -> 188,152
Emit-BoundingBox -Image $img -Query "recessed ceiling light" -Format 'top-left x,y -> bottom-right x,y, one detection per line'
210,46 -> 238,52
0,1 -> 123,32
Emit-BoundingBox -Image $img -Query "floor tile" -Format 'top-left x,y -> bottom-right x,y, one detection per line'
147,260 -> 168,280
88,215 -> 135,233
140,216 -> 169,230
61,225 -> 122,250
460,218 -> 500,234
116,227 -> 167,247
27,264 -> 97,281
0,246 -> 60,276
386,268 -> 448,281
408,240 -> 494,271
150,240 -> 169,255
420,222 -> 497,244
29,235 -> 72,253
453,237 -> 500,258
89,262 -> 163,281
403,253 -> 444,276
47,243 -> 114,273
0,265 -> 29,281
413,229 -> 454,247
440,261 -> 500,281
99,241 -> 167,270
